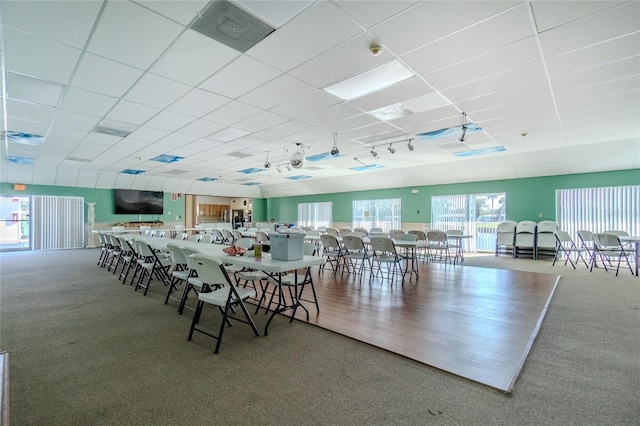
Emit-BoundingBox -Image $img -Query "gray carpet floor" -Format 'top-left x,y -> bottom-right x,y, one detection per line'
0,249 -> 638,425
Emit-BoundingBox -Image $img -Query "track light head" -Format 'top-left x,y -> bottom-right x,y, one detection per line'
407,140 -> 415,151
370,147 -> 378,157
286,164 -> 292,171
276,166 -> 281,173
387,144 -> 396,154
459,125 -> 467,142
331,132 -> 340,156
264,161 -> 271,168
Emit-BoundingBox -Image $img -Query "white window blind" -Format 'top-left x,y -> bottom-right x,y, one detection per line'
32,196 -> 84,250
352,199 -> 401,232
557,186 -> 640,240
297,202 -> 332,228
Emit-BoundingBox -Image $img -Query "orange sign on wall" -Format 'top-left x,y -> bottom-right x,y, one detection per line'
14,184 -> 26,191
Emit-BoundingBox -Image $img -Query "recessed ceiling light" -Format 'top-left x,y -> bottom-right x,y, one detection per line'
323,59 -> 415,101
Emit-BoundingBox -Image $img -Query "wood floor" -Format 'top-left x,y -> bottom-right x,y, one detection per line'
268,259 -> 559,393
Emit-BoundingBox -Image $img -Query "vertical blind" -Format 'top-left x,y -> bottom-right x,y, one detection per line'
352,198 -> 401,232
557,186 -> 640,240
32,196 -> 84,250
297,202 -> 332,228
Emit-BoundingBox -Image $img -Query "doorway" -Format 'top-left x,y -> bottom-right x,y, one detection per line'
0,195 -> 31,251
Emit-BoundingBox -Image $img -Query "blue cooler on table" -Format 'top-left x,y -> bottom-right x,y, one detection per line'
270,231 -> 305,261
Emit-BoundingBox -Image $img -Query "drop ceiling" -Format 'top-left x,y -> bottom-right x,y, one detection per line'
1,0 -> 638,198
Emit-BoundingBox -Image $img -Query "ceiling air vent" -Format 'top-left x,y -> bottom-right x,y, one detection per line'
191,0 -> 274,52
93,125 -> 131,138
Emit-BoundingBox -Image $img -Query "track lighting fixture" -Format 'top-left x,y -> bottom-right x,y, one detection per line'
264,151 -> 271,168
276,166 -> 281,173
407,140 -> 414,151
370,147 -> 378,157
459,112 -> 468,142
330,132 -> 340,156
459,126 -> 467,142
387,144 -> 396,154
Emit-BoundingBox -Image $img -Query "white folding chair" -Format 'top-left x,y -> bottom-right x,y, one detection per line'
590,233 -> 634,276
553,231 -> 589,269
187,255 -> 259,354
370,236 -> 404,282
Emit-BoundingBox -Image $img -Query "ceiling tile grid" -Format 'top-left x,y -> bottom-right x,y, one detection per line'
1,0 -> 638,197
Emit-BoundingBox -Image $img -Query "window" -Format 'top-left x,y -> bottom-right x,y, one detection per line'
298,202 -> 332,228
352,198 -> 401,232
557,186 -> 639,239
431,193 -> 506,252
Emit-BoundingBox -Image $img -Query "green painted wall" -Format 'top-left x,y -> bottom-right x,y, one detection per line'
263,169 -> 640,224
2,168 -> 637,225
0,183 -> 185,223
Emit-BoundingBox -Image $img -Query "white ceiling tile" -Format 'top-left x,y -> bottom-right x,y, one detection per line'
199,55 -> 281,99
440,62 -> 548,103
538,1 -> 640,58
125,73 -> 192,109
554,75 -> 640,106
6,99 -> 56,128
60,87 -> 119,117
7,72 -> 64,107
150,29 -> 241,86
155,133 -> 197,148
271,90 -> 341,119
126,127 -> 169,143
88,1 -> 183,69
71,53 -> 144,98
235,0 -> 315,28
289,33 -> 394,89
135,0 -> 209,26
208,127 -> 252,143
75,168 -> 100,188
167,88 -> 231,117
235,111 -> 290,133
531,1 -> 628,33
238,74 -> 315,110
4,27 -> 81,84
373,1 -> 516,56
247,1 -> 363,72
52,110 -> 100,132
55,167 -> 81,187
403,4 -> 533,76
144,111 -> 195,132
106,100 -> 160,125
335,0 -> 419,29
6,117 -> 49,137
32,164 -> 57,185
546,33 -> 640,78
2,0 -> 102,48
203,101 -> 262,126
5,162 -> 35,184
297,102 -> 364,127
551,57 -> 640,93
176,120 -> 226,138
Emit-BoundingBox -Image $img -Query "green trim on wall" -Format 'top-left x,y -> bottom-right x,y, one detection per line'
264,169 -> 640,224
0,183 -> 185,223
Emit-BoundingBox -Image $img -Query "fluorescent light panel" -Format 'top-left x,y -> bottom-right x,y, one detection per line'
324,60 -> 415,101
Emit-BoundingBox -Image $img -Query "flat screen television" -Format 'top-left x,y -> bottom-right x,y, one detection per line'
114,189 -> 164,215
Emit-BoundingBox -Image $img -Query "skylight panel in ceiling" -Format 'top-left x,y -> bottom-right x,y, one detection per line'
323,60 -> 415,101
